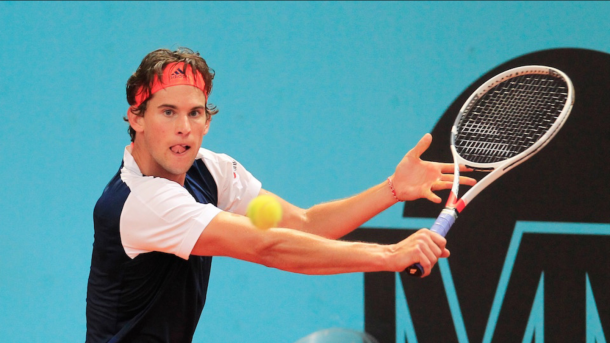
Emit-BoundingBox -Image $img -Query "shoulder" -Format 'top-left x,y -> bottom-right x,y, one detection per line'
197,147 -> 238,167
195,147 -> 241,179
94,169 -> 131,222
195,148 -> 261,214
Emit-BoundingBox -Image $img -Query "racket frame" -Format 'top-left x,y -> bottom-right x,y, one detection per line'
406,65 -> 574,277
446,65 -> 575,213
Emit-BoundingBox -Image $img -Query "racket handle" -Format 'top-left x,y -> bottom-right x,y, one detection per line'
429,208 -> 458,237
405,209 -> 457,277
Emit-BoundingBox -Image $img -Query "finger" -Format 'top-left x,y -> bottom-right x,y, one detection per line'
408,133 -> 432,159
421,244 -> 439,277
441,248 -> 451,258
417,253 -> 432,277
431,181 -> 454,191
426,237 -> 443,258
459,164 -> 474,172
425,191 -> 442,203
440,174 -> 456,182
427,231 -> 448,250
459,176 -> 477,186
438,174 -> 476,185
438,163 -> 458,173
412,229 -> 443,261
416,229 -> 444,254
438,163 -> 475,173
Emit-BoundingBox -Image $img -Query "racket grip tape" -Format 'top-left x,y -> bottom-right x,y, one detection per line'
429,209 -> 458,237
405,209 -> 457,277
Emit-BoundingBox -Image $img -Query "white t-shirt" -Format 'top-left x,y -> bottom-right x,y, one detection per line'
118,147 -> 261,260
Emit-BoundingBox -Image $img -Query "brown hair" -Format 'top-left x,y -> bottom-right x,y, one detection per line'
124,47 -> 218,141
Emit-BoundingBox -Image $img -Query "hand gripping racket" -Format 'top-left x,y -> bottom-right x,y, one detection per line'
406,66 -> 575,277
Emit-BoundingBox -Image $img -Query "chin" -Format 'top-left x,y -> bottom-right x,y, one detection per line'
167,160 -> 195,176
157,157 -> 195,176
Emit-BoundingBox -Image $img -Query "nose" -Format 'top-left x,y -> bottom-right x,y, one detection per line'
176,114 -> 191,136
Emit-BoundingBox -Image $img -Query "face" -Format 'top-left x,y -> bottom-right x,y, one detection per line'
129,85 -> 210,184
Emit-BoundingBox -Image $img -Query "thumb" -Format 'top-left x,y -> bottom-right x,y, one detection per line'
408,133 -> 432,158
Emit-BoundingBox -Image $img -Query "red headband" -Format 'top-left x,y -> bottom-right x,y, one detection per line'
133,62 -> 207,107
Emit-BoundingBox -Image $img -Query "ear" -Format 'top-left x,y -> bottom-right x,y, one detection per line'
203,116 -> 211,135
127,107 -> 145,133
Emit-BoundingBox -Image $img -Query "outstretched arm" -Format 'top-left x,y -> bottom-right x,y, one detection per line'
192,211 -> 448,277
191,133 -> 471,276
266,133 -> 475,239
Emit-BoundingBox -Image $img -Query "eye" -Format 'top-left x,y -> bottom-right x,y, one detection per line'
163,109 -> 174,116
189,110 -> 202,117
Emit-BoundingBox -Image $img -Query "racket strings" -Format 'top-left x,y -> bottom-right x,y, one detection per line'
455,74 -> 568,164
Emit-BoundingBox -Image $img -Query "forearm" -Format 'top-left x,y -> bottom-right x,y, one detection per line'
257,228 -> 392,274
276,181 -> 397,239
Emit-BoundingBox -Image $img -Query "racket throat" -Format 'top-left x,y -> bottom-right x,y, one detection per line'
446,192 -> 466,213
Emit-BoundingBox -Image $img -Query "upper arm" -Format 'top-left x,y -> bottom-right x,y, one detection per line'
191,189 -> 306,260
191,189 -> 308,261
190,210 -> 269,263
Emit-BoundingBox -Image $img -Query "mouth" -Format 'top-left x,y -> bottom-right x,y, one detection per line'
169,144 -> 191,155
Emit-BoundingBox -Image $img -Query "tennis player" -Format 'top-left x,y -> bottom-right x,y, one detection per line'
85,47 -> 475,343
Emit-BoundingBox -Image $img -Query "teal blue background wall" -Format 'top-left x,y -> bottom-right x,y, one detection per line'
1,2 -> 609,342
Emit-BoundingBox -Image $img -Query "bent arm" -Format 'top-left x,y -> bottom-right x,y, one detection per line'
191,211 -> 448,276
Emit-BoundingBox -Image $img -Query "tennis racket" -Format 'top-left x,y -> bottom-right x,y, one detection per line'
406,65 -> 575,277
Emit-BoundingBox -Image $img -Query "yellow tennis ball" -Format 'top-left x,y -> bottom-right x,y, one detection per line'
246,195 -> 283,230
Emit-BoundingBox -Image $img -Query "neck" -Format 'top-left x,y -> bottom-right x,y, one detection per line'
129,141 -> 187,186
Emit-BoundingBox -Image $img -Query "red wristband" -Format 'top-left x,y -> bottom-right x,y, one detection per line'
387,177 -> 401,202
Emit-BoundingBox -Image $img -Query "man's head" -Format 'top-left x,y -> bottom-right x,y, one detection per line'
125,48 -> 218,183
125,48 -> 218,142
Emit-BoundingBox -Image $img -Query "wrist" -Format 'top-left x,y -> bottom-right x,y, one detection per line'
366,243 -> 396,272
380,244 -> 401,272
387,176 -> 402,202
